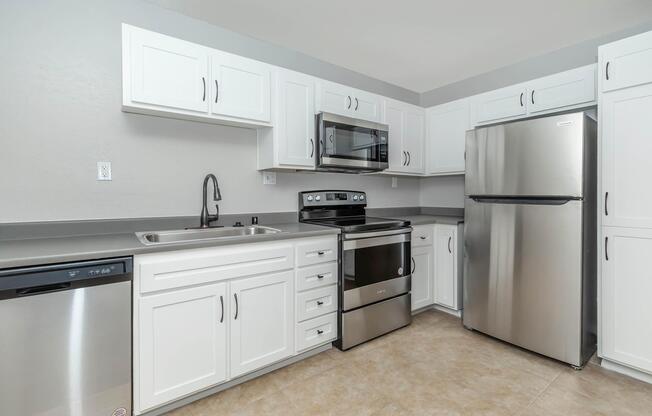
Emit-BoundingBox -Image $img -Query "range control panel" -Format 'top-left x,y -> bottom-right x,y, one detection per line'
299,191 -> 366,208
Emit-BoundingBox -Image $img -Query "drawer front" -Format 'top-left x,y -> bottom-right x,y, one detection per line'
296,312 -> 337,352
136,243 -> 294,293
295,237 -> 338,267
296,262 -> 338,292
296,284 -> 338,322
411,225 -> 434,247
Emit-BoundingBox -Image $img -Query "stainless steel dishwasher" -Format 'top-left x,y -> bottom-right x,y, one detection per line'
0,257 -> 132,416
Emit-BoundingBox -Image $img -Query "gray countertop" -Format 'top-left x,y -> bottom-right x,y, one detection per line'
0,222 -> 339,269
398,215 -> 464,226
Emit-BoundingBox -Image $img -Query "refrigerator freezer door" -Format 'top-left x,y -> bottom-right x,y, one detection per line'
463,198 -> 584,366
465,112 -> 587,198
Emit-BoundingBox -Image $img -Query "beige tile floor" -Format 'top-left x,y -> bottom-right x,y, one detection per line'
166,310 -> 652,416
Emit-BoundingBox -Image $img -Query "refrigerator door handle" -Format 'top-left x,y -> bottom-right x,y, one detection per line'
470,197 -> 576,205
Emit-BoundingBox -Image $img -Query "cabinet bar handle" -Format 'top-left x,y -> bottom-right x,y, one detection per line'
606,62 -> 610,80
531,90 -> 535,105
317,300 -> 324,306
605,192 -> 609,216
215,80 -> 219,103
411,257 -> 416,274
402,151 -> 407,166
219,295 -> 224,323
317,274 -> 325,279
420,236 -> 426,240
605,237 -> 609,261
234,293 -> 239,320
317,329 -> 324,335
310,138 -> 314,158
347,96 -> 352,109
317,251 -> 325,255
448,236 -> 452,253
520,92 -> 524,107
354,97 -> 359,111
202,77 -> 206,101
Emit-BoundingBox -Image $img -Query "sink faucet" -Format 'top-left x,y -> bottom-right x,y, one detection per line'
200,174 -> 222,228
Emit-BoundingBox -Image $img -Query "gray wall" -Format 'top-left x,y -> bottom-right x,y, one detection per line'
0,0 -> 420,223
420,21 -> 652,107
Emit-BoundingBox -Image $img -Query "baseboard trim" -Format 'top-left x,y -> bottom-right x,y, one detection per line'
140,343 -> 333,416
601,358 -> 652,384
412,304 -> 462,318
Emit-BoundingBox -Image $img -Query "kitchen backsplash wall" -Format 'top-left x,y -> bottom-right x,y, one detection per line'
420,176 -> 465,208
0,0 -> 425,223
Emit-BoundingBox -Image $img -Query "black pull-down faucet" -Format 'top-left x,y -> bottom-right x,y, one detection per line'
200,174 -> 222,228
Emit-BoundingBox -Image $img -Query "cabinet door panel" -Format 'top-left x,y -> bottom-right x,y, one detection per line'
601,227 -> 652,373
230,271 -> 293,378
352,90 -> 381,122
276,70 -> 315,167
384,101 -> 406,172
138,283 -> 227,411
601,31 -> 652,92
427,99 -> 469,175
316,81 -> 352,116
434,225 -> 458,309
127,25 -> 209,114
602,84 -> 652,228
404,109 -> 425,173
528,64 -> 596,114
211,52 -> 271,122
473,85 -> 527,125
411,246 -> 434,311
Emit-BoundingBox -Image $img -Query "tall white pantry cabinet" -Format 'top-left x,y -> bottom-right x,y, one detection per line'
598,29 -> 652,383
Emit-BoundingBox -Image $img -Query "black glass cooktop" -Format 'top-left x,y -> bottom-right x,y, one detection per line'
304,216 -> 409,233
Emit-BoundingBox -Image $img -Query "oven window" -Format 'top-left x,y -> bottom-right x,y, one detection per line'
323,122 -> 388,162
343,241 -> 409,291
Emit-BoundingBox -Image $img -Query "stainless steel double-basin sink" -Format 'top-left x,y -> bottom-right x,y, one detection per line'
136,226 -> 282,245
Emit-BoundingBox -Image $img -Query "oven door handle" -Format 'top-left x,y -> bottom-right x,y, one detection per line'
343,232 -> 410,250
343,228 -> 411,240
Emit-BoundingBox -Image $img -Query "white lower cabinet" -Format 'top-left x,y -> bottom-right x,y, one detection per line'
601,227 -> 652,375
133,236 -> 338,414
411,245 -> 434,311
138,283 -> 227,411
434,224 -> 463,311
230,271 -> 294,378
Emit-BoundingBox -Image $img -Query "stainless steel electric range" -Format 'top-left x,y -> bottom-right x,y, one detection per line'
299,190 -> 413,350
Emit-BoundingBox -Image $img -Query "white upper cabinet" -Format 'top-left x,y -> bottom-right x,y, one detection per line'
600,31 -> 652,93
122,24 -> 271,127
426,98 -> 470,175
123,24 -> 209,114
382,99 -> 425,175
229,271 -> 294,378
472,83 -> 528,125
316,80 -> 381,122
528,64 -> 596,114
258,69 -> 315,170
601,83 -> 652,229
138,283 -> 227,411
210,51 -> 271,122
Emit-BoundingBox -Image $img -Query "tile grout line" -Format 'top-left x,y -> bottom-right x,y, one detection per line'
517,370 -> 563,415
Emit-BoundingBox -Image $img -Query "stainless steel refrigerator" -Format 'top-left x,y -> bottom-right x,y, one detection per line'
463,110 -> 597,367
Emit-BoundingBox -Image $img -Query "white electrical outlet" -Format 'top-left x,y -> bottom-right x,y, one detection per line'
97,161 -> 112,181
263,171 -> 276,185
391,177 -> 398,188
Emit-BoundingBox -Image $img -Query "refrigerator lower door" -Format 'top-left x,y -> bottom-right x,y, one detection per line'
463,198 -> 584,366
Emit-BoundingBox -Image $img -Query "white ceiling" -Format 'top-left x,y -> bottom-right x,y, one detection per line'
149,0 -> 652,93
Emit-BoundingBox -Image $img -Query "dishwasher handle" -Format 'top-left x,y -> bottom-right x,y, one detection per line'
0,257 -> 132,301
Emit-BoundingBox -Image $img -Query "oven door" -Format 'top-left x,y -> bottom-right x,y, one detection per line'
341,229 -> 411,311
317,112 -> 389,171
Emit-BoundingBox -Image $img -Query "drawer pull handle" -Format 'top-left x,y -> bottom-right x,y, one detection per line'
448,236 -> 452,254
317,329 -> 324,335
419,236 -> 426,240
317,251 -> 325,255
234,293 -> 239,320
317,274 -> 325,279
317,300 -> 324,306
219,295 -> 224,323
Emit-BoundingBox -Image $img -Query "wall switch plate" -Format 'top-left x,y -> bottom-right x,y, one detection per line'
97,161 -> 112,181
391,177 -> 398,188
262,171 -> 276,185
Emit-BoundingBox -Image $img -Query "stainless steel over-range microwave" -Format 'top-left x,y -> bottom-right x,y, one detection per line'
315,112 -> 389,173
